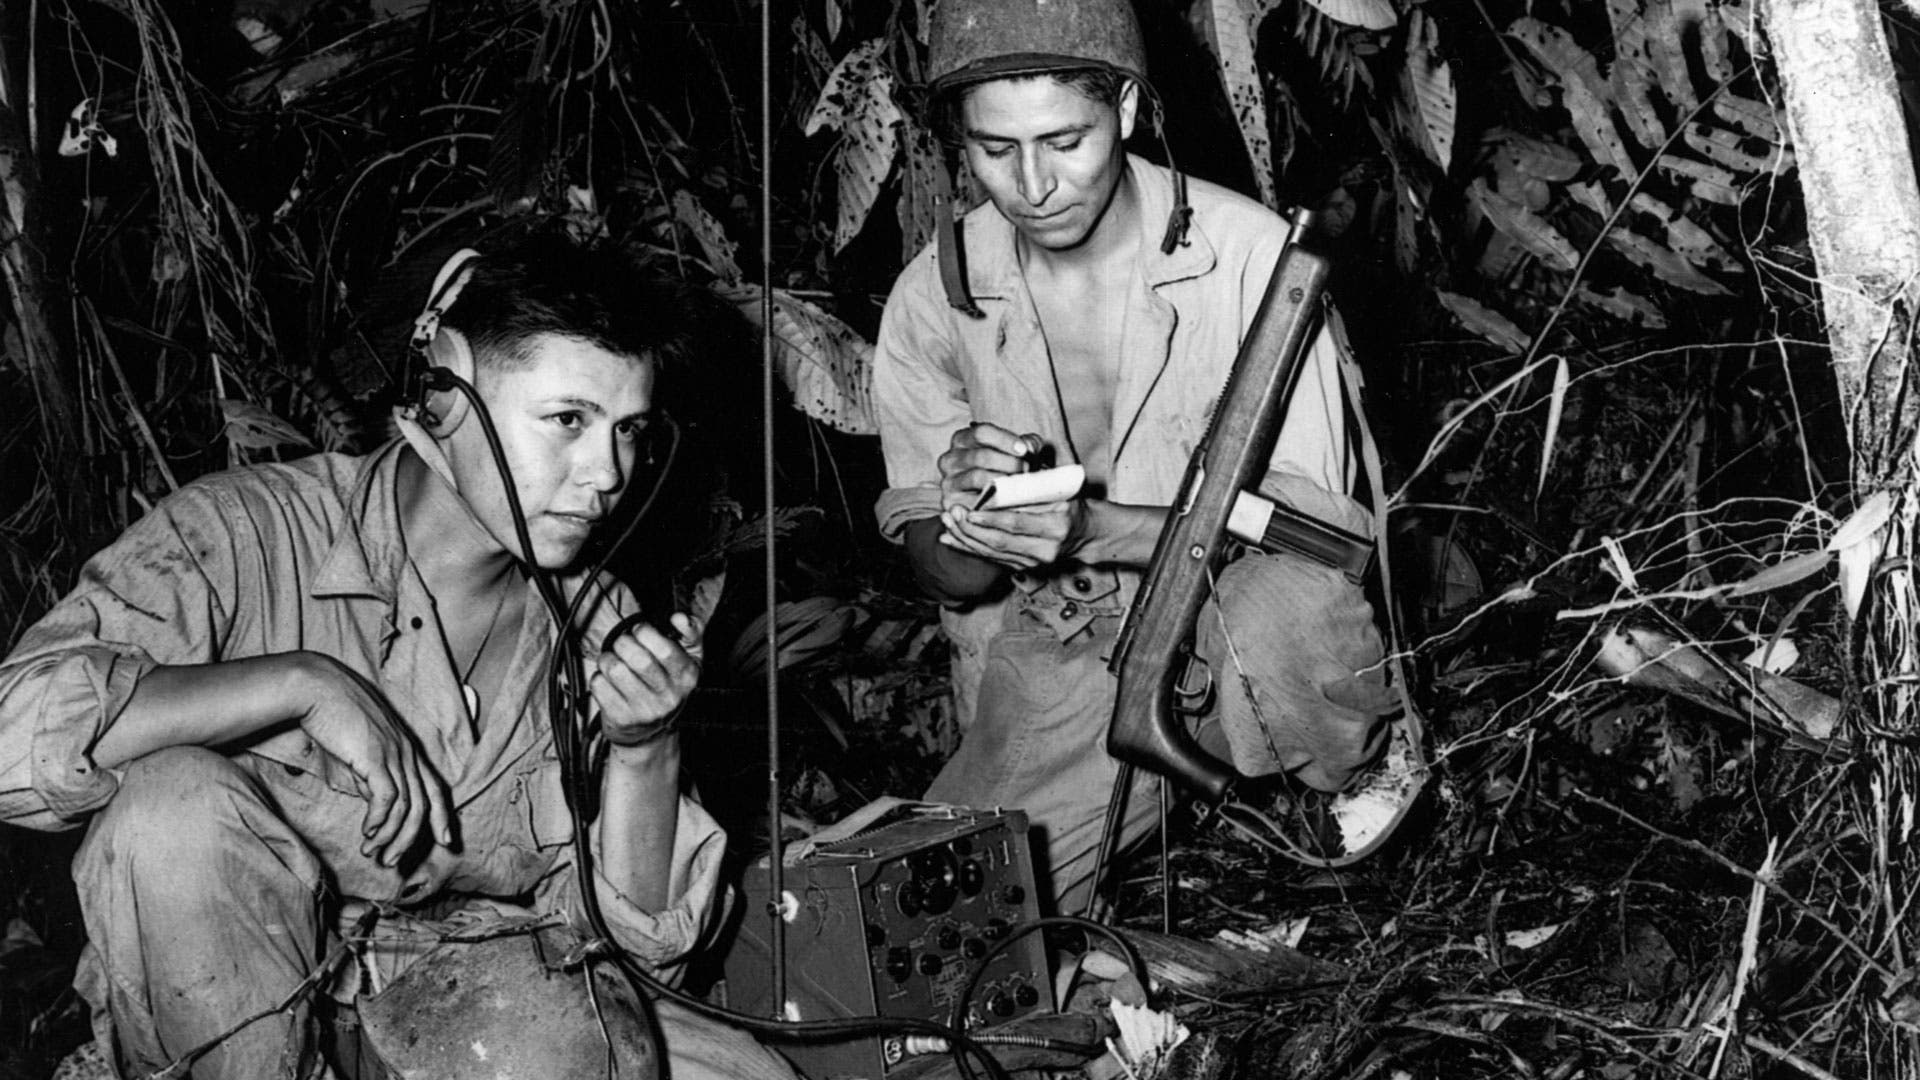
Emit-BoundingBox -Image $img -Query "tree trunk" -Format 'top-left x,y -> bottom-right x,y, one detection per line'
1764,0 -> 1920,488
0,13 -> 87,530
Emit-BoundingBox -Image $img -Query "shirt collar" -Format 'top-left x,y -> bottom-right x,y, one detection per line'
309,436 -> 415,602
961,154 -> 1218,301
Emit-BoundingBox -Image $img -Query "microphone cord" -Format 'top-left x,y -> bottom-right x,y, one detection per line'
432,369 -> 1050,1079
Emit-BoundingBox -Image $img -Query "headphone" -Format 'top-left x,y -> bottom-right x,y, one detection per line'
400,247 -> 484,416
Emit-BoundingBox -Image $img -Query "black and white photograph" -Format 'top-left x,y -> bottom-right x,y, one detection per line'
0,0 -> 1898,1076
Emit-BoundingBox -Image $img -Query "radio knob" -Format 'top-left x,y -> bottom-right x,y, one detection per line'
866,922 -> 887,948
958,861 -> 985,896
984,918 -> 1009,940
918,953 -> 944,976
886,948 -> 912,982
962,937 -> 987,959
951,836 -> 974,857
937,927 -> 962,951
922,880 -> 957,915
987,992 -> 1015,1017
996,884 -> 1026,906
1014,984 -> 1040,1008
896,882 -> 922,917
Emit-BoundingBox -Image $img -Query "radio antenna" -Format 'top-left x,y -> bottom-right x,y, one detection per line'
759,0 -> 787,1017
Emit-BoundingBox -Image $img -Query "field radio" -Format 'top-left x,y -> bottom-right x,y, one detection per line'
719,804 -> 1054,1079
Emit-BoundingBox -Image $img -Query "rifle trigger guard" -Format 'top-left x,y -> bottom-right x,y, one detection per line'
1175,653 -> 1215,715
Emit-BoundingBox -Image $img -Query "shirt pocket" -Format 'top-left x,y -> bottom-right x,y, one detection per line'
518,752 -> 576,852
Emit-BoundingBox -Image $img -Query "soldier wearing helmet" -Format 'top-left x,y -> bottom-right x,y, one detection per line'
872,0 -> 1399,915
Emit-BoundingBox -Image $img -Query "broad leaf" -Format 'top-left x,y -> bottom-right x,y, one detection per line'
1726,549 -> 1833,598
1657,154 -> 1741,205
1712,0 -> 1758,52
1574,282 -> 1668,329
721,285 -> 877,435
1642,0 -> 1700,114
804,38 -> 903,252
895,118 -> 944,264
1436,290 -> 1530,354
1566,179 -> 1615,219
1687,122 -> 1792,175
1508,18 -> 1635,177
1715,94 -> 1782,143
1830,491 -> 1895,620
671,190 -> 741,286
1829,490 -> 1895,552
1469,179 -> 1579,271
1302,0 -> 1396,31
1490,128 -> 1582,182
1537,353 -> 1569,498
1696,0 -> 1747,80
1489,148 -> 1552,211
1604,229 -> 1733,295
1402,10 -> 1456,172
1195,0 -> 1277,209
1628,192 -> 1740,273
1604,0 -> 1665,151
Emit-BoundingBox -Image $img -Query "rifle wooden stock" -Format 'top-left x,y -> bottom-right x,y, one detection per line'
1106,245 -> 1333,799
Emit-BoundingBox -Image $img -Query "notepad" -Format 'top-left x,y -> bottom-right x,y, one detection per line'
972,464 -> 1086,511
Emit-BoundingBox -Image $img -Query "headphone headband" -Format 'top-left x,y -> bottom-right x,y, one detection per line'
409,247 -> 484,354
400,247 -> 483,414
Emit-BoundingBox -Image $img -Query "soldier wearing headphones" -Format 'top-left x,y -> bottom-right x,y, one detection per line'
873,0 -> 1400,916
0,232 -> 798,1079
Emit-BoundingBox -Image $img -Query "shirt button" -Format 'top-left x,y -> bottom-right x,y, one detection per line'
410,616 -> 423,629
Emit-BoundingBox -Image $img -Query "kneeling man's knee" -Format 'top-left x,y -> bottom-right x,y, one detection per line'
78,747 -> 312,903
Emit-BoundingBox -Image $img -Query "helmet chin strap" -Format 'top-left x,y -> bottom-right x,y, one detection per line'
934,76 -> 1192,316
934,162 -> 985,319
1145,91 -> 1193,255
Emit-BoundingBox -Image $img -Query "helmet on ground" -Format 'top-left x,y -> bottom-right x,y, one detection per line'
926,0 -> 1148,99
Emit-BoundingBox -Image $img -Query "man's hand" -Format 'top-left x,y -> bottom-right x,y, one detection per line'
938,423 -> 1045,512
594,613 -> 704,747
938,499 -> 1089,570
291,654 -> 454,867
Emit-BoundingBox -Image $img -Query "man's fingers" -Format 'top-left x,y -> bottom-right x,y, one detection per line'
956,423 -> 1038,457
670,613 -> 706,660
366,763 -> 409,858
938,524 -> 1038,569
424,764 -> 455,848
964,504 -> 1069,538
607,624 -> 701,689
383,763 -> 428,867
942,512 -> 1046,569
360,765 -> 399,854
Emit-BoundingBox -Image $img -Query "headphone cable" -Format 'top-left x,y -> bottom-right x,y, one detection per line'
431,369 -> 1034,1079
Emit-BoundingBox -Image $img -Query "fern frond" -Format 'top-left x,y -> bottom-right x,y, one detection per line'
1287,2 -> 1377,110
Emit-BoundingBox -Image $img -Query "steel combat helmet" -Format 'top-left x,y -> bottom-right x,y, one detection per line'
921,0 -> 1191,315
927,0 -> 1149,97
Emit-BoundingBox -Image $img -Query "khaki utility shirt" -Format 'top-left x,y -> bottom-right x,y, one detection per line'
0,438 -> 725,979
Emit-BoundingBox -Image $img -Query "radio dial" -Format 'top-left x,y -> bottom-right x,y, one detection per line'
885,948 -> 912,982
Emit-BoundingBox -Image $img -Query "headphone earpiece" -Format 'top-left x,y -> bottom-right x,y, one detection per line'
401,247 -> 483,415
